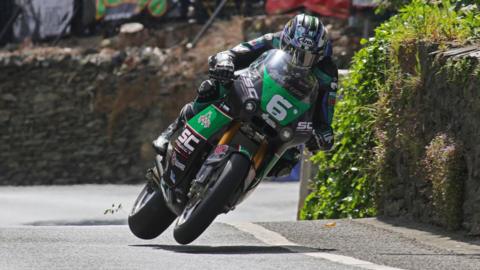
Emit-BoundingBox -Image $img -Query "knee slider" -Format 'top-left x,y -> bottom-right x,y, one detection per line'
180,103 -> 196,122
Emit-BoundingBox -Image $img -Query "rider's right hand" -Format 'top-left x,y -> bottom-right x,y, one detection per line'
306,126 -> 334,152
208,54 -> 235,83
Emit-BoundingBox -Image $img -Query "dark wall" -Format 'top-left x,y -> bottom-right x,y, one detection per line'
377,44 -> 480,235
0,48 -> 195,185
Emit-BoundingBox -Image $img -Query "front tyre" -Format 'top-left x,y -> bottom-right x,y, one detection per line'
128,182 -> 176,240
173,153 -> 250,245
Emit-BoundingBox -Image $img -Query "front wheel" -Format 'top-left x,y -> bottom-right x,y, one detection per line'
173,153 -> 250,244
128,182 -> 176,240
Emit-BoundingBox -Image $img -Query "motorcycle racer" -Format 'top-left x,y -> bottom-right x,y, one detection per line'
153,14 -> 338,175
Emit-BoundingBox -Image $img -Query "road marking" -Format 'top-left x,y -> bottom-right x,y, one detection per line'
227,222 -> 405,270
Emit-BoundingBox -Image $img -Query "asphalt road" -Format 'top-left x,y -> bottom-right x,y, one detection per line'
1,183 -> 479,270
0,182 -> 299,226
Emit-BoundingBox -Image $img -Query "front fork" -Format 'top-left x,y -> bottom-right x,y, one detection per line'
218,121 -> 268,171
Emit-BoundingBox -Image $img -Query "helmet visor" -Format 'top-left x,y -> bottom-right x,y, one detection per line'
290,49 -> 319,68
281,42 -> 320,68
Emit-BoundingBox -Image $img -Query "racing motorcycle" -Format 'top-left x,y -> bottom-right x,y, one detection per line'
128,49 -> 319,245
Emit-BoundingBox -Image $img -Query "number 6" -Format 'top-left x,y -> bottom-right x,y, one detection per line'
266,95 -> 293,121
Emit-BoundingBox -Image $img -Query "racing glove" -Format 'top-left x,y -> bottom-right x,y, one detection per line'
208,52 -> 235,83
306,126 -> 334,152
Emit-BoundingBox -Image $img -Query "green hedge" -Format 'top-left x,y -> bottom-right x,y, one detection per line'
300,0 -> 480,220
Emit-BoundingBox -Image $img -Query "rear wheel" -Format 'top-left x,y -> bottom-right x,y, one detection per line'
128,180 -> 176,240
173,153 -> 250,244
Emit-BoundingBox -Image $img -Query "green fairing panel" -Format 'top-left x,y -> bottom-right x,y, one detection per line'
261,68 -> 311,126
187,105 -> 232,140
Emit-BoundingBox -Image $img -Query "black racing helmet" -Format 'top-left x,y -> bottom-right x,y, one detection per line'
280,14 -> 329,68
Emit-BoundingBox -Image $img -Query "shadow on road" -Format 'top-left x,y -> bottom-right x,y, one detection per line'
131,244 -> 335,255
26,219 -> 127,226
377,217 -> 480,246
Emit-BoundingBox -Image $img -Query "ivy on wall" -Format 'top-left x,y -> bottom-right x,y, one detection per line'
301,0 -> 480,220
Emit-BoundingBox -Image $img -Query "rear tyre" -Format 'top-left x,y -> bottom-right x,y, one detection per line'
173,153 -> 250,245
128,182 -> 176,240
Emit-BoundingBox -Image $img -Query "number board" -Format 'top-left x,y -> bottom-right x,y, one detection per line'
261,68 -> 311,126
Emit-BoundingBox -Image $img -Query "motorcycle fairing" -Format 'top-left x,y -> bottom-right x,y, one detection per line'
161,105 -> 233,189
193,144 -> 255,211
160,49 -> 320,217
261,68 -> 311,126
186,104 -> 233,140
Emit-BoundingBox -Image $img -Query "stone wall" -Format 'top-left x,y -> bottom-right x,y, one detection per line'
376,44 -> 480,235
0,17 -> 244,185
0,47 -> 196,185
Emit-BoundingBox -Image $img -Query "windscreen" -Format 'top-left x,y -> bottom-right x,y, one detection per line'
250,49 -> 318,101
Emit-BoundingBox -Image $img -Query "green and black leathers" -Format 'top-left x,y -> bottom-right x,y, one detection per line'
206,32 -> 338,151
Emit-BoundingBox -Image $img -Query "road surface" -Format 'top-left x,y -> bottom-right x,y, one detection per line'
0,183 -> 479,270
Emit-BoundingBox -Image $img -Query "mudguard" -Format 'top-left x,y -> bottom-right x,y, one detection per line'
195,145 -> 251,185
193,144 -> 254,210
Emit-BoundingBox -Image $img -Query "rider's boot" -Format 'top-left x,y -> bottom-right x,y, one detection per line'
152,103 -> 196,156
152,121 -> 178,155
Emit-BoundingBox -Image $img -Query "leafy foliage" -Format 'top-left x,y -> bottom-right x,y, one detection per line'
424,134 -> 465,230
377,0 -> 479,13
301,0 -> 480,220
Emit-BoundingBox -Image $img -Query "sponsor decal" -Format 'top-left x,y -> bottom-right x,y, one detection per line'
330,82 -> 338,90
198,111 -> 212,128
177,128 -> 200,154
242,77 -> 259,99
320,131 -> 334,144
297,121 -> 313,131
296,25 -> 306,36
214,145 -> 229,156
298,36 -> 314,48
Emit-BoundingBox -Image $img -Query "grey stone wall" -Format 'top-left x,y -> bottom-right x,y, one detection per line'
377,44 -> 480,235
0,15 -> 247,186
0,47 -> 196,185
